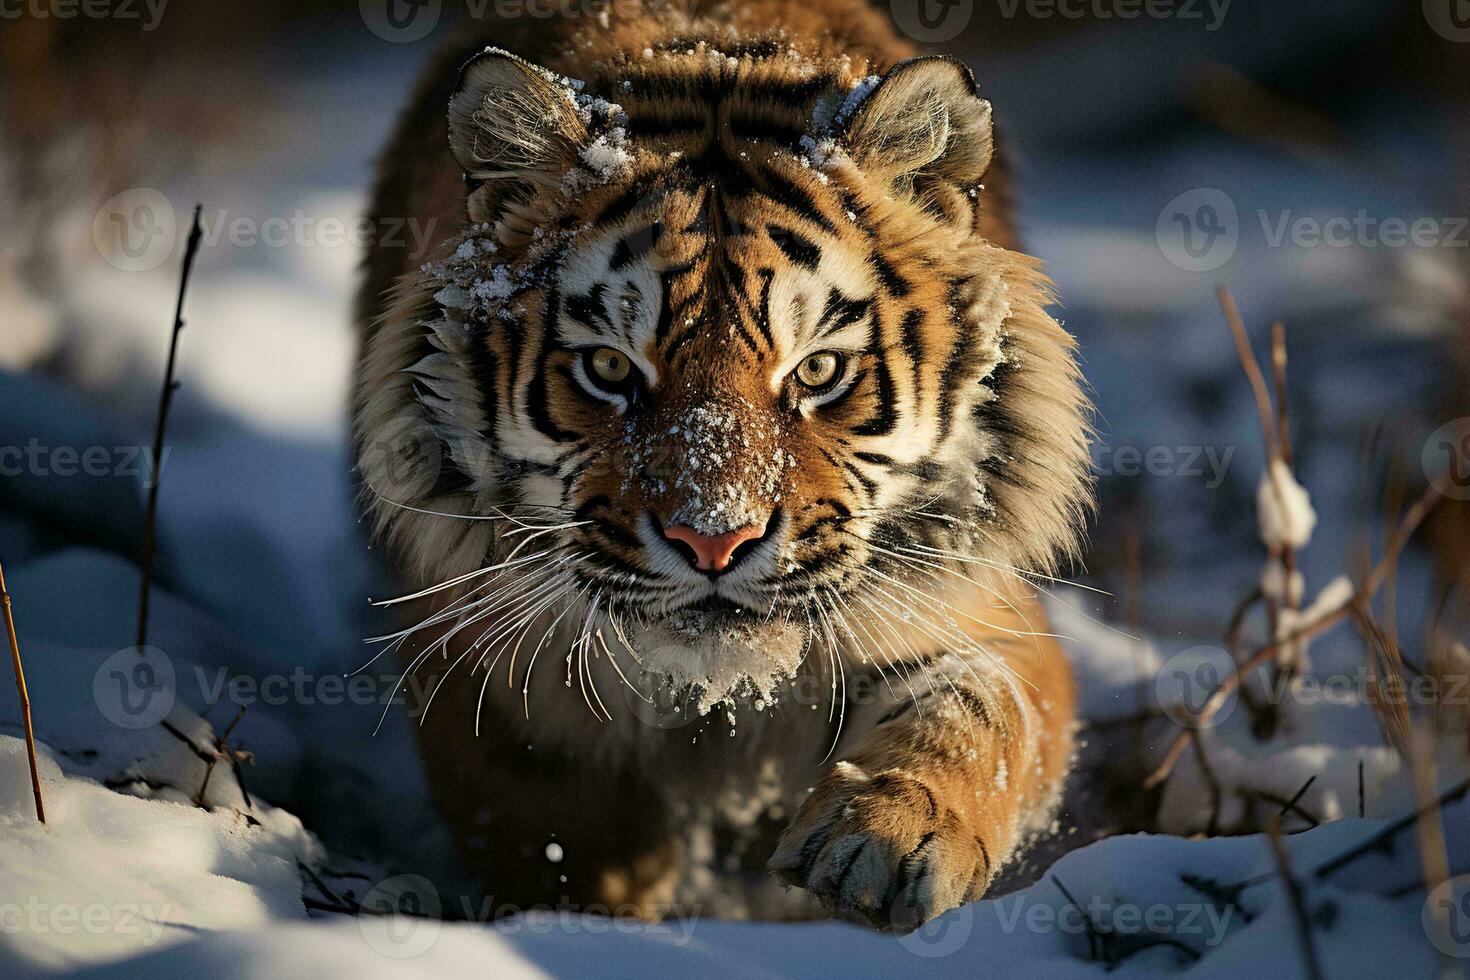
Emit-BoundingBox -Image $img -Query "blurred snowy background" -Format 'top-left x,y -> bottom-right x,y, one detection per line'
1,0 -> 1468,975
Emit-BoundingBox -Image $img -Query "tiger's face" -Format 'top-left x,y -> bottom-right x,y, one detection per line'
357,41 -> 1091,706
537,182 -> 947,620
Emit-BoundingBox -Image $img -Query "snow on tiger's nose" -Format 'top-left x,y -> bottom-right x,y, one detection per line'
624,394 -> 796,536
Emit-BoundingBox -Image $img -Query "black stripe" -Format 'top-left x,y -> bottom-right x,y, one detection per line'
899,309 -> 925,367
428,460 -> 474,497
505,298 -> 530,398
593,518 -> 642,550
735,73 -> 837,103
654,271 -> 683,346
728,119 -> 807,147
817,288 -> 872,338
842,460 -> 878,499
664,315 -> 700,364
853,357 -> 897,437
784,541 -> 850,583
749,165 -> 835,233
753,269 -> 776,349
936,337 -> 969,446
877,699 -> 919,726
895,459 -> 943,482
566,284 -> 614,334
768,225 -> 822,270
809,496 -> 852,518
588,182 -> 652,228
710,262 -> 760,355
609,223 -> 661,272
935,284 -> 979,445
871,252 -> 911,298
527,361 -> 576,443
471,344 -> 499,449
622,112 -> 709,137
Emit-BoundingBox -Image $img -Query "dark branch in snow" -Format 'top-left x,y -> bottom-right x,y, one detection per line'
1267,820 -> 1325,980
195,704 -> 249,808
136,203 -> 204,651
1312,779 -> 1470,880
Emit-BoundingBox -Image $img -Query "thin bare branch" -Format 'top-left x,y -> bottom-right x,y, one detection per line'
136,204 -> 204,651
1267,818 -> 1325,980
0,559 -> 44,823
1218,287 -> 1278,462
1269,322 -> 1293,466
1145,479 -> 1446,788
194,704 -> 248,809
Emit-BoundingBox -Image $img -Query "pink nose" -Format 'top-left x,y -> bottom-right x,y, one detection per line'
662,522 -> 768,572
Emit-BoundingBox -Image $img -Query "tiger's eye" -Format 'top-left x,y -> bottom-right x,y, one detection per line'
590,347 -> 631,384
795,351 -> 842,389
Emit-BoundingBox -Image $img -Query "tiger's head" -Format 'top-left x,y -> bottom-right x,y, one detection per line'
355,39 -> 1092,709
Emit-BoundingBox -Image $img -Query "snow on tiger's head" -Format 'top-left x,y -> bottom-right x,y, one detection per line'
354,40 -> 1092,710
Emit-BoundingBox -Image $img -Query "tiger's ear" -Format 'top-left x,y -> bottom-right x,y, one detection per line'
841,56 -> 993,190
448,48 -> 589,224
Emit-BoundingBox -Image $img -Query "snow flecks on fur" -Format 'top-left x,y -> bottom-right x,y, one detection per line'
834,74 -> 881,128
622,396 -> 796,536
628,612 -> 805,717
424,224 -> 558,330
564,92 -> 632,193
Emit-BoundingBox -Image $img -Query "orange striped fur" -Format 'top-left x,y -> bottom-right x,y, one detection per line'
354,0 -> 1092,928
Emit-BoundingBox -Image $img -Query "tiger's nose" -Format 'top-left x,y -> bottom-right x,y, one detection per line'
662,522 -> 769,573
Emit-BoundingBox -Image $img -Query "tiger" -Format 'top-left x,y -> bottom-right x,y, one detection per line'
353,0 -> 1092,931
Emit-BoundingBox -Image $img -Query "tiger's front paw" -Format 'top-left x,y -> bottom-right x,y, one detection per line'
768,762 -> 993,932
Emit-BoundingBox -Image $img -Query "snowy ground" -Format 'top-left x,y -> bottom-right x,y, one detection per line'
3,12 -> 1469,979
2,578 -> 1467,976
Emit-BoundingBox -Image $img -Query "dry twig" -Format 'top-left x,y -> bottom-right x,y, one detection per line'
1145,479 -> 1446,788
1218,288 -> 1278,462
194,704 -> 248,808
1267,818 -> 1325,980
1406,730 -> 1455,965
1312,778 -> 1470,880
136,204 -> 204,651
0,559 -> 44,823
